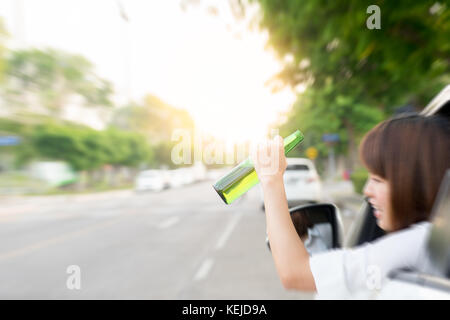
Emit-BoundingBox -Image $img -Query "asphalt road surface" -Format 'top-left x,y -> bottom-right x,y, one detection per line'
0,181 -> 319,299
0,179 -> 360,299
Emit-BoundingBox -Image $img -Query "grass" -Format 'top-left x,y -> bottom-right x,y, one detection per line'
0,172 -> 45,194
25,183 -> 134,196
0,172 -> 133,196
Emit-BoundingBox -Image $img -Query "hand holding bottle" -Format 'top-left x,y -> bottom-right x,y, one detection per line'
251,135 -> 287,187
213,130 -> 303,204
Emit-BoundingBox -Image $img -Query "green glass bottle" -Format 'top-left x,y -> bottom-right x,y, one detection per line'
213,130 -> 304,204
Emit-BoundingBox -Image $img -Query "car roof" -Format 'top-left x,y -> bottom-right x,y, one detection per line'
421,84 -> 450,117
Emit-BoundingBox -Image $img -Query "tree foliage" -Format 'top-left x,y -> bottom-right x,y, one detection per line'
3,48 -> 113,113
110,94 -> 195,168
257,0 -> 450,107
111,94 -> 195,141
255,0 -> 450,167
1,118 -> 153,171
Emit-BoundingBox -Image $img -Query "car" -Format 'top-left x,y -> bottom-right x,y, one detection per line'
346,85 -> 450,248
167,169 -> 187,188
261,157 -> 323,210
276,169 -> 450,299
177,168 -> 195,186
272,85 -> 450,299
134,170 -> 168,192
376,170 -> 450,299
345,85 -> 450,298
346,85 -> 450,249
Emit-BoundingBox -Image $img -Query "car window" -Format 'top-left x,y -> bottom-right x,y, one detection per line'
286,164 -> 310,171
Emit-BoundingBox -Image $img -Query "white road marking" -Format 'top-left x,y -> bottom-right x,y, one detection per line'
158,216 -> 180,229
193,258 -> 214,281
215,211 -> 243,250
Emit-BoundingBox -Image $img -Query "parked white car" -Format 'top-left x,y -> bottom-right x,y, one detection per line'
177,168 -> 195,186
28,161 -> 77,187
285,158 -> 323,205
135,170 -> 168,192
167,169 -> 185,188
261,157 -> 323,209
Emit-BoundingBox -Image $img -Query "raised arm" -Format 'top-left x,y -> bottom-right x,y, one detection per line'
252,136 -> 316,291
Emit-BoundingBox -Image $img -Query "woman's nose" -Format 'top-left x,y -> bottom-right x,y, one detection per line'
363,180 -> 373,198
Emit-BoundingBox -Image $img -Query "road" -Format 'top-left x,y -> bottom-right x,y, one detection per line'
0,180 -> 359,299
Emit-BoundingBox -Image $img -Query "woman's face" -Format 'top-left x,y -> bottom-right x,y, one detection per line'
363,173 -> 395,231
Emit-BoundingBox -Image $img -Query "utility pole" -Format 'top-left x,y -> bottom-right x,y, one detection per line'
12,0 -> 27,48
322,133 -> 339,181
115,1 -> 132,104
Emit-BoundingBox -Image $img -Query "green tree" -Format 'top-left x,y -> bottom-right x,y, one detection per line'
111,94 -> 194,142
30,123 -> 90,171
255,0 -> 450,168
103,128 -> 153,168
110,94 -> 195,168
3,48 -> 113,114
1,115 -> 154,171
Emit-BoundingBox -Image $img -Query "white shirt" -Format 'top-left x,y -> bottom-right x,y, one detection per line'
309,221 -> 437,299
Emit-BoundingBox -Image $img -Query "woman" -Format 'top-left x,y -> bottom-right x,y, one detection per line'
252,114 -> 450,298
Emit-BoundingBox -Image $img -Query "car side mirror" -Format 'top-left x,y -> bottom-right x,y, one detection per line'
266,203 -> 344,254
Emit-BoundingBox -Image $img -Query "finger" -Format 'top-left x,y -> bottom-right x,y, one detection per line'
259,141 -> 270,166
275,135 -> 283,151
270,138 -> 281,157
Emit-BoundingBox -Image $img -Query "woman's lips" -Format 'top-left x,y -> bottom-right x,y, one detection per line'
370,203 -> 383,219
374,209 -> 382,219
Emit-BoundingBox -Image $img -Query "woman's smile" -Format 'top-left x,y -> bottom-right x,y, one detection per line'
364,174 -> 392,230
371,203 -> 383,219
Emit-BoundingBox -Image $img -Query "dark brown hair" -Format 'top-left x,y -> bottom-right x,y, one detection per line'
291,211 -> 313,239
360,114 -> 450,231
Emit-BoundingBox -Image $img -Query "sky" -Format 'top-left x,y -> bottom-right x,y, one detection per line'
0,0 -> 297,142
